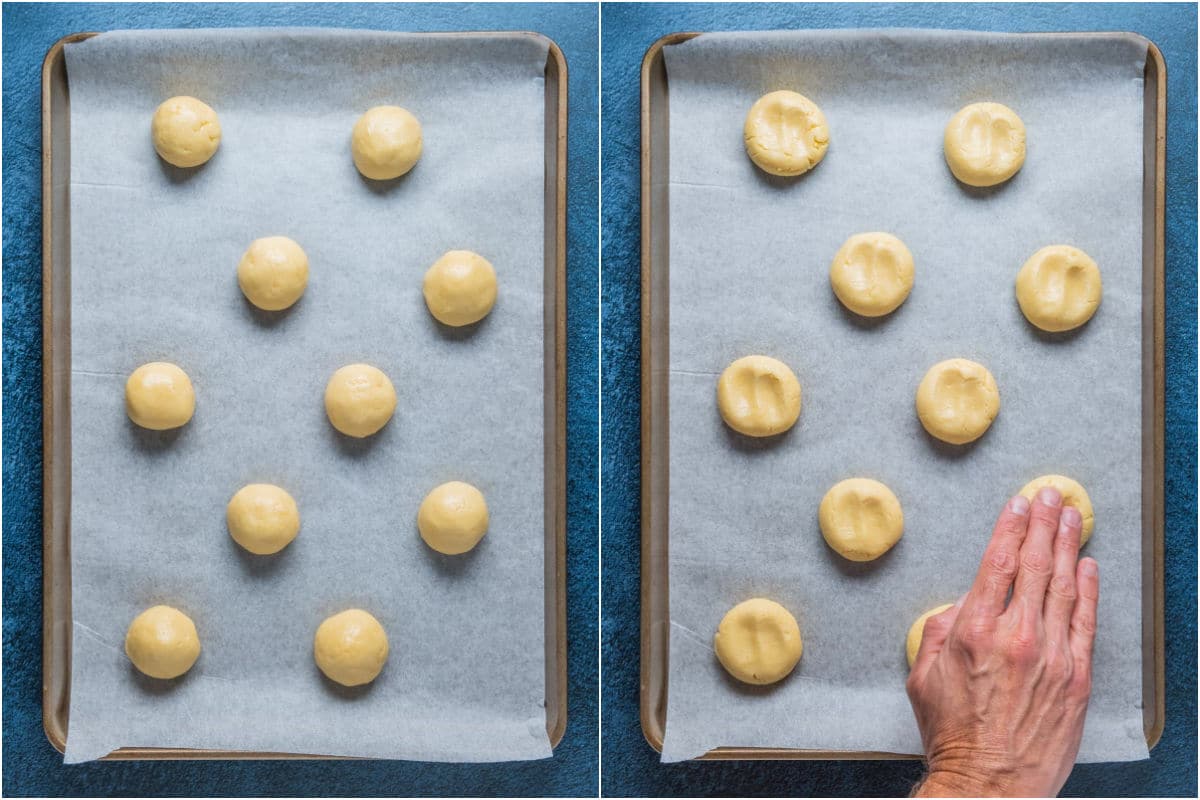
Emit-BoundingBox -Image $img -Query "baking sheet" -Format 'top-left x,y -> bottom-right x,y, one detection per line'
63,28 -> 551,763
661,29 -> 1149,763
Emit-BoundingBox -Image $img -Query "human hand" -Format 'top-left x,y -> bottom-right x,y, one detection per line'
906,487 -> 1100,797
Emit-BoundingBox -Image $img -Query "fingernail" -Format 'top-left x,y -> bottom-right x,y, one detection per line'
1009,494 -> 1030,515
1081,559 -> 1098,577
1061,506 -> 1081,527
1038,486 -> 1062,507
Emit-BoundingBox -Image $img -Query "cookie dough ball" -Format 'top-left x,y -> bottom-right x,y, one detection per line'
830,232 -> 915,317
744,90 -> 829,177
125,362 -> 195,431
819,478 -> 904,562
351,105 -> 422,180
226,484 -> 300,555
906,604 -> 954,668
418,481 -> 489,555
237,236 -> 309,311
423,250 -> 498,327
943,102 -> 1026,187
151,96 -> 221,168
717,355 -> 802,437
313,609 -> 389,687
714,598 -> 803,685
324,364 -> 397,438
125,605 -> 201,679
1016,245 -> 1102,332
1019,475 -> 1095,546
916,358 -> 1000,445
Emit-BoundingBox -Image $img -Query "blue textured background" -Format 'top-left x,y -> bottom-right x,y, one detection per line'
1,3 -> 597,796
600,3 -> 1196,796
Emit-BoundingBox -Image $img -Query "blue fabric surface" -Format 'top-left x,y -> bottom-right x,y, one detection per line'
600,3 -> 1196,796
2,3 -> 597,795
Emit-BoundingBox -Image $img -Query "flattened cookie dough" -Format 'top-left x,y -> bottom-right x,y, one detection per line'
717,355 -> 802,438
830,232 -> 915,317
238,236 -> 309,311
227,484 -> 300,555
714,598 -> 803,685
1016,245 -> 1102,332
906,604 -> 954,667
125,605 -> 201,679
819,478 -> 904,562
423,250 -> 498,327
944,102 -> 1026,187
352,105 -> 422,180
744,91 -> 829,177
418,481 -> 489,555
1019,475 -> 1095,545
313,609 -> 389,687
151,96 -> 221,168
324,364 -> 397,438
125,362 -> 195,431
916,358 -> 1000,445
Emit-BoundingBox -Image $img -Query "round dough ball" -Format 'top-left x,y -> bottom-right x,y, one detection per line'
418,481 -> 489,555
226,484 -> 300,555
351,105 -> 422,180
324,364 -> 397,438
906,604 -> 954,668
743,90 -> 830,177
943,102 -> 1026,187
151,96 -> 221,168
714,598 -> 803,685
830,232 -> 915,317
125,362 -> 195,431
237,236 -> 309,311
1015,245 -> 1102,332
1019,475 -> 1095,546
916,358 -> 1000,445
422,250 -> 498,327
313,609 -> 389,687
819,478 -> 904,562
717,355 -> 802,438
125,605 -> 201,679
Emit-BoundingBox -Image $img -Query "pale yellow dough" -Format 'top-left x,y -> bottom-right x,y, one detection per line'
1016,245 -> 1102,332
313,609 -> 389,687
418,481 -> 489,555
151,96 -> 221,168
916,358 -> 1000,445
237,236 -> 309,311
830,232 -> 915,317
125,362 -> 195,431
819,478 -> 904,562
714,598 -> 803,685
351,106 -> 422,180
1019,475 -> 1095,546
943,102 -> 1026,187
226,484 -> 300,555
717,355 -> 802,437
744,90 -> 829,177
423,251 -> 498,327
125,605 -> 201,679
907,604 -> 954,668
324,364 -> 397,438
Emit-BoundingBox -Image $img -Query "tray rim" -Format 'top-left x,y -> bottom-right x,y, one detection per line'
639,28 -> 1167,761
41,28 -> 569,760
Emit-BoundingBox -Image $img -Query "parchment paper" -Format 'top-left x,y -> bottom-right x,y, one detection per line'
663,30 -> 1149,763
64,28 -> 550,763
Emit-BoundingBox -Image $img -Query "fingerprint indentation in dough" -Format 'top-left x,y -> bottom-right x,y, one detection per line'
750,371 -> 786,425
1035,255 -> 1089,310
934,369 -> 987,422
961,107 -> 1019,170
760,104 -> 821,163
844,241 -> 899,294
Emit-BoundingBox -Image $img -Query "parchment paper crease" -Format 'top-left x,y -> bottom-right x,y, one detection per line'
663,29 -> 1149,763
64,28 -> 550,763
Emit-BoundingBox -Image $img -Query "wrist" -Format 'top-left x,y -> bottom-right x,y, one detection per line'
914,768 -> 1008,798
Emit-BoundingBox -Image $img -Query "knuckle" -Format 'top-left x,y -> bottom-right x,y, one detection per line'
1048,573 -> 1077,601
987,548 -> 1019,579
1030,505 -> 1061,528
1069,668 -> 1093,699
1020,549 -> 1051,576
1005,630 -> 1041,662
1072,613 -> 1097,637
958,617 -> 994,650
1054,531 -> 1081,553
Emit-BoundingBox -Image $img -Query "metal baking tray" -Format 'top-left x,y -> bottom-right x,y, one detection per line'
42,30 -> 568,759
640,31 -> 1165,760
